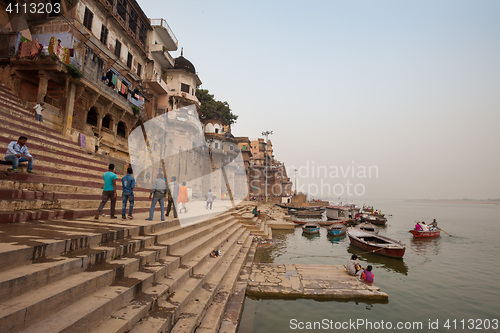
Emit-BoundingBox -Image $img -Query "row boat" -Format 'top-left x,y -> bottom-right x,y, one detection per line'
327,224 -> 346,236
409,229 -> 440,238
347,228 -> 405,258
302,222 -> 320,234
356,222 -> 379,234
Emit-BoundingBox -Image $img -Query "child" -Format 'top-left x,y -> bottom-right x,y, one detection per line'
361,265 -> 374,284
346,254 -> 361,276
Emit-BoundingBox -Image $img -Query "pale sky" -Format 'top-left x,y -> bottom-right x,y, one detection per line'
139,0 -> 500,200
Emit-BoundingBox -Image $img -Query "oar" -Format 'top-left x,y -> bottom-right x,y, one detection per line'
437,226 -> 452,237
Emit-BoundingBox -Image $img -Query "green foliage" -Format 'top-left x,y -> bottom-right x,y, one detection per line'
65,64 -> 83,79
132,105 -> 141,115
196,89 -> 238,125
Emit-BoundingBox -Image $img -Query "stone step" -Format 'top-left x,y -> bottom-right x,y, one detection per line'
172,232 -> 252,333
0,136 -> 112,179
217,241 -> 258,333
0,217 -> 161,271
124,224 -> 246,333
0,102 -> 102,160
19,217 -> 242,333
0,122 -> 107,169
0,268 -> 116,332
90,222 -> 244,333
158,215 -> 235,254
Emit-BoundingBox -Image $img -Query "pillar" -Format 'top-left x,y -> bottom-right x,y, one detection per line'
37,73 -> 50,103
62,82 -> 76,137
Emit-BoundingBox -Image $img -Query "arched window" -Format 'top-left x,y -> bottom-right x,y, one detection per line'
86,107 -> 98,126
102,114 -> 112,129
117,121 -> 127,138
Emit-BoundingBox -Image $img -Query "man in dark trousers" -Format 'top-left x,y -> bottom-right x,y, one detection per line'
121,166 -> 135,219
94,163 -> 118,219
166,176 -> 179,218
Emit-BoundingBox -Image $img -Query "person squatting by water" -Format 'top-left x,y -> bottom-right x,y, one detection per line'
95,164 -> 118,219
360,265 -> 374,284
346,254 -> 362,276
121,167 -> 135,220
146,172 -> 167,221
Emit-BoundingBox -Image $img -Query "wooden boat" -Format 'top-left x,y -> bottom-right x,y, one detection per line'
360,214 -> 387,225
292,218 -> 347,226
356,222 -> 379,234
347,228 -> 405,258
327,224 -> 346,236
409,229 -> 440,238
302,222 -> 320,234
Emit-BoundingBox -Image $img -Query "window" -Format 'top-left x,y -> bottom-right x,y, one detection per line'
83,7 -> 93,31
137,63 -> 142,77
214,142 -> 219,149
100,25 -> 108,44
127,52 -> 133,69
102,114 -> 112,129
129,10 -> 138,34
117,121 -> 126,138
181,83 -> 190,93
242,145 -> 247,150
114,40 -> 121,58
229,145 -> 234,151
117,0 -> 126,21
215,128 -> 219,134
86,107 -> 98,126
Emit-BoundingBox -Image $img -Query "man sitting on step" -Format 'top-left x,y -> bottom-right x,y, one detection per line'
5,136 -> 35,174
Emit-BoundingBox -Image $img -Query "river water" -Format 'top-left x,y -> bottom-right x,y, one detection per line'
238,201 -> 500,333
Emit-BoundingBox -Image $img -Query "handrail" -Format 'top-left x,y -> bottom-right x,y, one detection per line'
149,18 -> 178,45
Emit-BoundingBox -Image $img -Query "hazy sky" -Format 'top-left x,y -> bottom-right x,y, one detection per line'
139,0 -> 500,200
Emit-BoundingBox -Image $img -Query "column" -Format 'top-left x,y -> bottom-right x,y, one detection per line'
62,82 -> 76,136
37,72 -> 50,103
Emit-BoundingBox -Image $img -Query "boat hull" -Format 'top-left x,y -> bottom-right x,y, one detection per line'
409,229 -> 440,238
347,229 -> 405,258
327,225 -> 346,236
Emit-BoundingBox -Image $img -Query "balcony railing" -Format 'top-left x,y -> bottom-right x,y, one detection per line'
150,18 -> 178,47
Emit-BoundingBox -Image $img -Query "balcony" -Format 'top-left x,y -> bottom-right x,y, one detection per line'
150,43 -> 175,70
150,18 -> 178,51
144,76 -> 169,94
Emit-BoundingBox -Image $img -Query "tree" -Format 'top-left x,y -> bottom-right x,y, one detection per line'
196,89 -> 238,125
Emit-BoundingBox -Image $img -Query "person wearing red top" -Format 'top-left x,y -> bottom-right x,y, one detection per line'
361,265 -> 374,284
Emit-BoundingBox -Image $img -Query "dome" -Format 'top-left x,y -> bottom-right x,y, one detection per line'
174,55 -> 196,74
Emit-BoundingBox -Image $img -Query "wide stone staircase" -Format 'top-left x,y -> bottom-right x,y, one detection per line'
0,84 -> 153,223
0,208 -> 255,333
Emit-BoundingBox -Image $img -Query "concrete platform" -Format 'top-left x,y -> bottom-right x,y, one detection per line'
266,218 -> 295,230
247,263 -> 388,300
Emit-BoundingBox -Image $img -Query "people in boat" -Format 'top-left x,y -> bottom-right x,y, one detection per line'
346,254 -> 362,276
360,265 -> 374,284
429,219 -> 438,230
414,222 -> 422,231
252,206 -> 260,217
421,222 -> 429,232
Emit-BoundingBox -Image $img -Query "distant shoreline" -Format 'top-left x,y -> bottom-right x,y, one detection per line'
407,200 -> 500,205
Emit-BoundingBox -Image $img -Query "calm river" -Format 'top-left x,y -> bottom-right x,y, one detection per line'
238,201 -> 500,332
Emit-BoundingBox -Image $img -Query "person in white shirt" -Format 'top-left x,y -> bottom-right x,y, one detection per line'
5,136 -> 35,173
33,102 -> 44,122
421,222 -> 430,232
